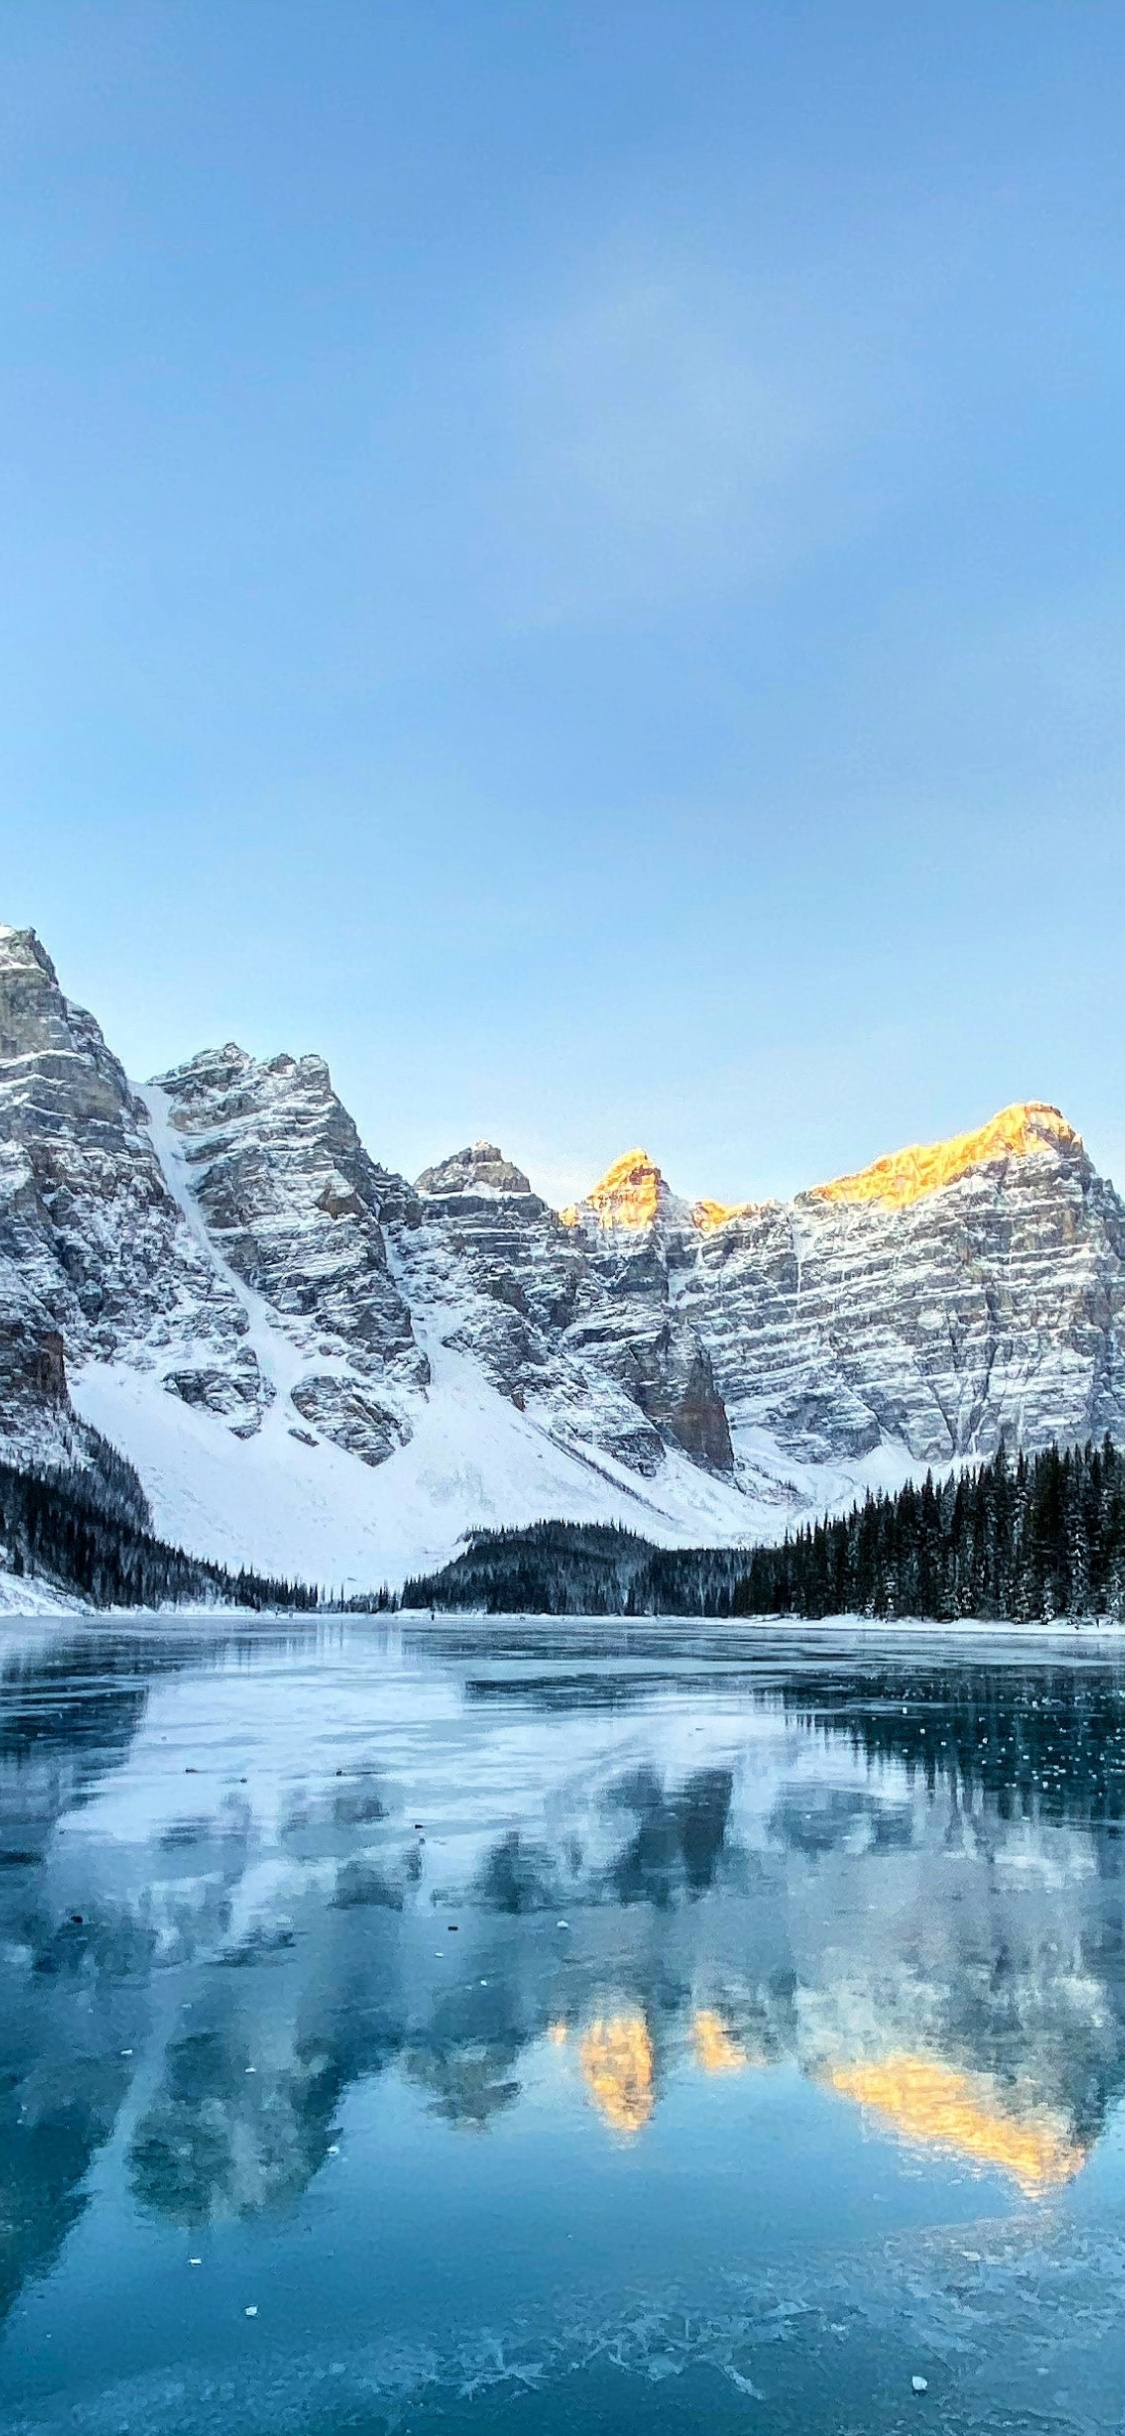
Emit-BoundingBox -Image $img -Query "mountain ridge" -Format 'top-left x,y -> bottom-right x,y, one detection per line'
1,920 -> 1123,1588
559,1099 -> 1086,1237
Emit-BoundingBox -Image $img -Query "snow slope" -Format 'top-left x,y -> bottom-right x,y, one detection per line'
7,924 -> 1125,1599
72,1336 -> 769,1591
68,1090 -> 768,1589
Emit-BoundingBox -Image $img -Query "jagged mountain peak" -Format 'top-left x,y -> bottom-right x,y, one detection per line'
2,918 -> 1125,1590
0,922 -> 55,972
561,1149 -> 692,1236
152,1043 -> 348,1167
0,924 -> 80,1061
152,1041 -> 252,1089
808,1101 -> 1084,1212
690,1195 -> 761,1235
417,1140 -> 532,1197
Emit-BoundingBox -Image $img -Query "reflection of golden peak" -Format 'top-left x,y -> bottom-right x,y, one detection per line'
810,1103 -> 1080,1212
827,2053 -> 1084,2192
579,2014 -> 654,2133
691,2009 -> 747,2073
561,1151 -> 666,1234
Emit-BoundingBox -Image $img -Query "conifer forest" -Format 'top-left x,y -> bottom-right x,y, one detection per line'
405,1439 -> 1125,1623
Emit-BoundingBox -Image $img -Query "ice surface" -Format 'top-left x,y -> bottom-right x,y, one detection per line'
5,1622 -> 1125,2433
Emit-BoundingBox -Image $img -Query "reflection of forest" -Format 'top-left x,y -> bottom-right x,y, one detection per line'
4,1634 -> 1125,2326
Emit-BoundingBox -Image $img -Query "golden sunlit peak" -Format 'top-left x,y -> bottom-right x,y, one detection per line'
810,1103 -> 1081,1212
561,1150 -> 673,1235
827,2053 -> 1084,2192
691,1197 -> 755,1236
579,2014 -> 655,2134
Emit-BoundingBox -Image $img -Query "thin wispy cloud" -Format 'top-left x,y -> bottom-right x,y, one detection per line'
492,253 -> 900,623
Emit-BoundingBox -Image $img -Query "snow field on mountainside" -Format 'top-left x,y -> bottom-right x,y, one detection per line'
71,1336 -> 772,1594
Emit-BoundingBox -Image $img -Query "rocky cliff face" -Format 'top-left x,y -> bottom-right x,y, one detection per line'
679,1102 -> 1125,1474
0,926 -> 250,1466
152,1044 -> 426,1461
0,928 -> 427,1481
403,1147 -> 732,1479
1,921 -> 1124,1580
548,1111 -> 1125,1491
417,1140 -> 533,1197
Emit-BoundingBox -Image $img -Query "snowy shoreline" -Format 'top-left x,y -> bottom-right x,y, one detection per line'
395,1609 -> 1125,1639
5,1582 -> 1125,1646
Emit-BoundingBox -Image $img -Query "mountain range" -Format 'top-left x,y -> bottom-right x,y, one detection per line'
2,920 -> 1123,1591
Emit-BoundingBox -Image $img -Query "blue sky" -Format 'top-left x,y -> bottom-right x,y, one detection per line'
4,1 -> 1124,1204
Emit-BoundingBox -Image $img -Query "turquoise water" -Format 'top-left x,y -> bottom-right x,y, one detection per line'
4,1617 -> 1125,2434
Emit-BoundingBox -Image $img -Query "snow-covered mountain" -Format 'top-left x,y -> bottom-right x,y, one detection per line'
2,922 -> 1124,1588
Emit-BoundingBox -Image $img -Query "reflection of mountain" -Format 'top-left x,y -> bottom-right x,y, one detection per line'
578,2016 -> 655,2133
825,2055 -> 1083,2192
0,1625 -> 303,2312
692,2007 -> 748,2073
608,1765 -> 733,1906
6,1628 -> 1125,2330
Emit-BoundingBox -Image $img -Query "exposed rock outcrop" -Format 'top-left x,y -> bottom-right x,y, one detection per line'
551,1114 -> 1125,1483
561,1149 -> 690,1237
0,927 -> 256,1445
417,1141 -> 532,1197
154,1044 -> 425,1391
0,930 -> 426,1478
681,1107 -> 1125,1469
405,1144 -> 733,1475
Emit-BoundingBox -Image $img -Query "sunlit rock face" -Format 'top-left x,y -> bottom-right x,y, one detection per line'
523,1106 -> 1125,1487
561,1149 -> 691,1238
551,1150 -> 735,1473
402,1146 -> 699,1477
684,1102 -> 1125,1467
811,1102 -> 1080,1211
546,1109 -> 1125,1485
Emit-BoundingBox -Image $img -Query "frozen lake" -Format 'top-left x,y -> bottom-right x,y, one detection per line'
4,1615 -> 1125,2434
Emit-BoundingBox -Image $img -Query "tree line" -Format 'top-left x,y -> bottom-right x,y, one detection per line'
403,1438 -> 1125,1622
0,1456 -> 318,1612
9,1432 -> 1124,1620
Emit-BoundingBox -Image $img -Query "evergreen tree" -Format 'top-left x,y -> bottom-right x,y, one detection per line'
0,1456 -> 319,1613
405,1438 -> 1125,1624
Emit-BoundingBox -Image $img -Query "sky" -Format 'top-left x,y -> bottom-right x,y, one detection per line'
3,1 -> 1125,1207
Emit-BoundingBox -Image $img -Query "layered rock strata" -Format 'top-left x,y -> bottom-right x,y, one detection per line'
0,929 -> 427,1474
1,918 -> 1123,1556
405,1149 -> 732,1477
0,927 -> 252,1460
153,1044 -> 426,1459
417,1140 -> 533,1197
679,1104 -> 1125,1469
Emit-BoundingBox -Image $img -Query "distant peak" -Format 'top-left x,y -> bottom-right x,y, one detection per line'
0,924 -> 59,985
809,1103 -> 1083,1211
417,1141 -> 532,1197
561,1149 -> 687,1235
691,1197 -> 756,1236
153,1043 -> 253,1090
